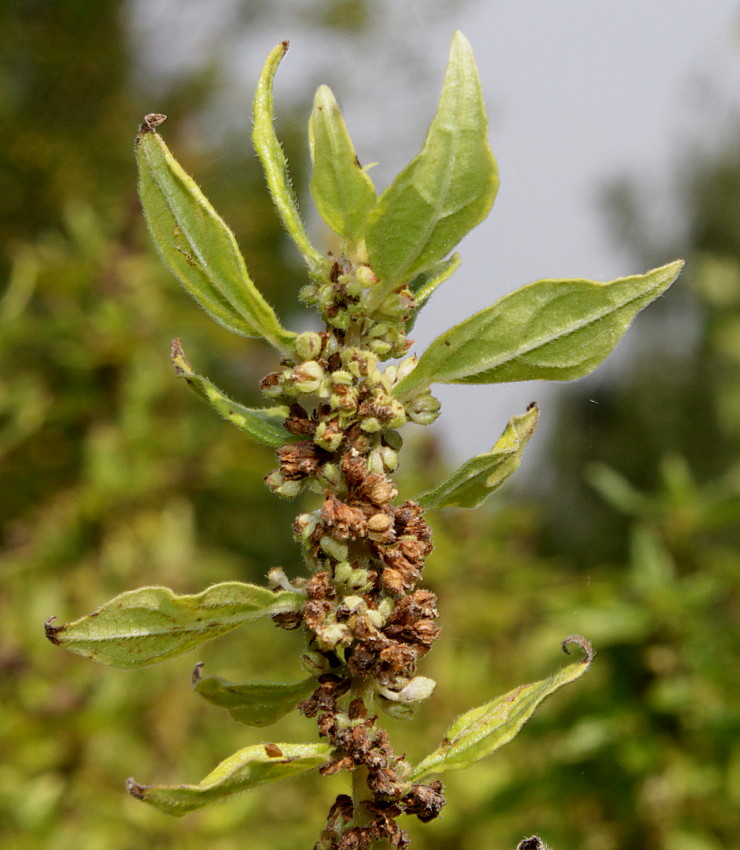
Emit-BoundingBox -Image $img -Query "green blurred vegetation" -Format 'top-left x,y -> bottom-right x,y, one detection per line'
1,3 -> 738,849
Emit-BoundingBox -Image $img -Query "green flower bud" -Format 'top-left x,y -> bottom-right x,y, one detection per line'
367,450 -> 384,475
264,470 -> 304,499
369,338 -> 392,357
360,416 -> 381,433
293,511 -> 319,541
328,310 -> 351,331
316,623 -> 351,651
355,264 -> 376,287
315,419 -> 344,451
292,360 -> 324,394
330,370 -> 353,387
377,445 -> 398,472
318,462 -> 342,489
378,598 -> 394,621
299,283 -> 319,305
407,391 -> 441,426
366,608 -> 385,629
339,595 -> 365,614
319,535 -> 348,562
294,331 -> 323,361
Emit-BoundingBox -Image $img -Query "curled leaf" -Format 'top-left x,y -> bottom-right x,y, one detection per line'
417,403 -> 539,509
127,742 -> 332,816
309,84 -> 376,244
45,582 -> 304,669
394,260 -> 684,399
171,338 -> 295,447
192,663 -> 315,726
410,636 -> 593,781
135,115 -> 294,353
253,43 -> 325,272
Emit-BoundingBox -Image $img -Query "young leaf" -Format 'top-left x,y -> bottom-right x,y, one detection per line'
417,403 -> 539,510
394,260 -> 684,399
192,663 -> 316,726
171,338 -> 295,447
135,115 -> 295,354
253,42 -> 326,272
45,582 -> 304,669
127,742 -> 332,816
406,253 -> 462,330
309,84 -> 377,245
365,31 -> 498,301
410,636 -> 593,782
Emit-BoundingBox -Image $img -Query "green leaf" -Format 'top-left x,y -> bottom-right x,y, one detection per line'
410,636 -> 593,781
365,31 -> 498,301
417,404 -> 539,509
406,253 -> 462,330
135,115 -> 295,353
45,582 -> 304,669
170,338 -> 295,447
394,260 -> 684,399
253,43 -> 326,272
127,742 -> 332,816
192,663 -> 315,726
309,85 -> 377,245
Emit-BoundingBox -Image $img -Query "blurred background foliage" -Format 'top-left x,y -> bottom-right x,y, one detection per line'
0,2 -> 737,849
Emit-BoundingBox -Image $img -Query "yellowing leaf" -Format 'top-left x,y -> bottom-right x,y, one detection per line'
135,115 -> 294,353
394,260 -> 684,398
128,742 -> 332,816
410,637 -> 593,781
418,404 -> 539,509
45,582 -> 304,669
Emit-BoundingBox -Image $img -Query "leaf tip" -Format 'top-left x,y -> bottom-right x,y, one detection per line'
191,661 -> 204,686
44,616 -> 62,645
126,777 -> 147,800
170,337 -> 193,376
138,113 -> 167,140
517,837 -> 550,850
561,634 -> 594,666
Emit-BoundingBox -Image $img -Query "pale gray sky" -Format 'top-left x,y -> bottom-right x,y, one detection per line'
131,0 -> 740,464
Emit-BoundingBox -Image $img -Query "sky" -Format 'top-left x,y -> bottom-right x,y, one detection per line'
131,0 -> 740,464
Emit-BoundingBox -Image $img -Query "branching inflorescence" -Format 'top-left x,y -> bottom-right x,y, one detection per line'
46,33 -> 682,849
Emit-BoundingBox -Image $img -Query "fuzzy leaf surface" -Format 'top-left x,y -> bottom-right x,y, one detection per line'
394,260 -> 684,398
171,338 -> 294,447
418,404 -> 539,509
193,666 -> 316,726
253,43 -> 325,271
45,583 -> 304,669
127,742 -> 332,816
365,31 -> 497,298
309,85 -> 376,244
135,118 -> 294,352
410,637 -> 593,781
